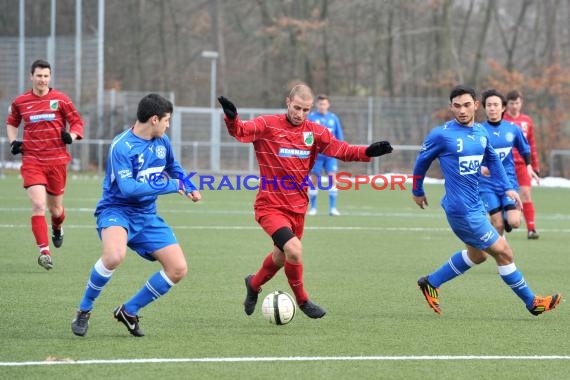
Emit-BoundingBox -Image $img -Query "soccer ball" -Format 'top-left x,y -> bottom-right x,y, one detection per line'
261,291 -> 297,325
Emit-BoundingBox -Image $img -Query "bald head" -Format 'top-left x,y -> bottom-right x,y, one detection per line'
288,84 -> 314,102
285,84 -> 314,126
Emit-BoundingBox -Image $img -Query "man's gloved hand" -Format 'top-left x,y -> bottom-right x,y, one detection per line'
365,141 -> 393,157
217,96 -> 237,120
62,130 -> 73,144
10,140 -> 23,155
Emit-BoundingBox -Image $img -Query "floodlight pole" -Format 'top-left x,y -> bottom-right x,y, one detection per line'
201,50 -> 220,172
18,0 -> 25,94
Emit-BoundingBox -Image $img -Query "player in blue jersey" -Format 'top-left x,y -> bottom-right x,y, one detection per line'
307,95 -> 344,216
478,89 -> 538,236
71,94 -> 201,337
412,85 -> 560,317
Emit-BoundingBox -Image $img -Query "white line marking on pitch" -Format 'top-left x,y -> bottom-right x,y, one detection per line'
0,224 -> 569,233
2,355 -> 570,367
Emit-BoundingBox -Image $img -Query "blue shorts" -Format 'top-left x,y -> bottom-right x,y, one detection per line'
311,155 -> 338,175
446,209 -> 499,250
480,191 -> 517,215
96,208 -> 177,261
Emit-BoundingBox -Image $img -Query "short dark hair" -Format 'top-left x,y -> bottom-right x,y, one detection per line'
137,93 -> 173,123
30,59 -> 51,74
316,94 -> 329,102
481,89 -> 506,109
506,90 -> 522,102
449,85 -> 476,102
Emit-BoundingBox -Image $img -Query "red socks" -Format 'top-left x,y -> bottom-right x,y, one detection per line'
31,215 -> 49,253
522,202 -> 536,231
251,253 -> 309,305
251,253 -> 281,290
284,261 -> 308,304
51,208 -> 65,230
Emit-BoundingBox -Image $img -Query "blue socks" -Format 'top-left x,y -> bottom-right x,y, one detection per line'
124,270 -> 174,315
309,182 -> 338,212
78,262 -> 176,315
79,259 -> 114,312
428,250 -> 475,288
498,263 -> 535,307
427,250 -> 535,308
329,188 -> 338,211
308,189 -> 318,209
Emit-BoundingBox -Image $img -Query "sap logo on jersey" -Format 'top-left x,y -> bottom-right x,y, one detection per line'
494,147 -> 512,161
458,154 -> 483,175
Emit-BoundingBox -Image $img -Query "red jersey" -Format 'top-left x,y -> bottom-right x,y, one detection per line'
502,113 -> 539,172
225,114 -> 370,214
6,88 -> 84,166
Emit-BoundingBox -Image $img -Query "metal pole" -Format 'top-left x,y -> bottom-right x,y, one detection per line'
97,140 -> 103,176
172,108 -> 181,162
109,88 -> 115,135
18,0 -> 25,95
75,0 -> 82,107
211,57 -> 220,172
48,0 -> 56,85
97,0 -> 105,138
210,58 -> 216,109
368,96 -> 375,174
201,51 -> 219,172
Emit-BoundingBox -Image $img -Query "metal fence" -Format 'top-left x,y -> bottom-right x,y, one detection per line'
168,96 -> 446,176
5,92 -> 569,178
0,137 -> 421,179
549,150 -> 570,178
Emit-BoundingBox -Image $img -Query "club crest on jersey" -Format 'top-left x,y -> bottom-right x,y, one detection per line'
505,132 -> 515,142
303,132 -> 314,146
521,122 -> 528,132
156,145 -> 166,159
50,100 -> 59,110
480,136 -> 487,148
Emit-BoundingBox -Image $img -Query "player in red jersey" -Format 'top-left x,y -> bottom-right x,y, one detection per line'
6,59 -> 84,269
503,90 -> 540,239
218,84 -> 393,319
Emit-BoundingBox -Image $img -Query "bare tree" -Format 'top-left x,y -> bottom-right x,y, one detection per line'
494,0 -> 532,72
469,0 -> 494,86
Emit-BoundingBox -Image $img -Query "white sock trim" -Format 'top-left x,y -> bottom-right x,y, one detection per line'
94,258 -> 114,277
498,262 -> 517,276
461,249 -> 476,267
308,189 -> 318,196
159,270 -> 175,286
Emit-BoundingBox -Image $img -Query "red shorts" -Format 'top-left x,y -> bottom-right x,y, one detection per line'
515,163 -> 531,187
21,163 -> 67,196
255,208 -> 305,240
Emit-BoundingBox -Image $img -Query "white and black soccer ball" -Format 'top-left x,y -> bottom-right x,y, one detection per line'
261,291 -> 296,325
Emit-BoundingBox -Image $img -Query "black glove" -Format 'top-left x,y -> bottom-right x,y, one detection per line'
10,140 -> 23,155
217,96 -> 237,120
61,130 -> 73,144
365,141 -> 393,157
